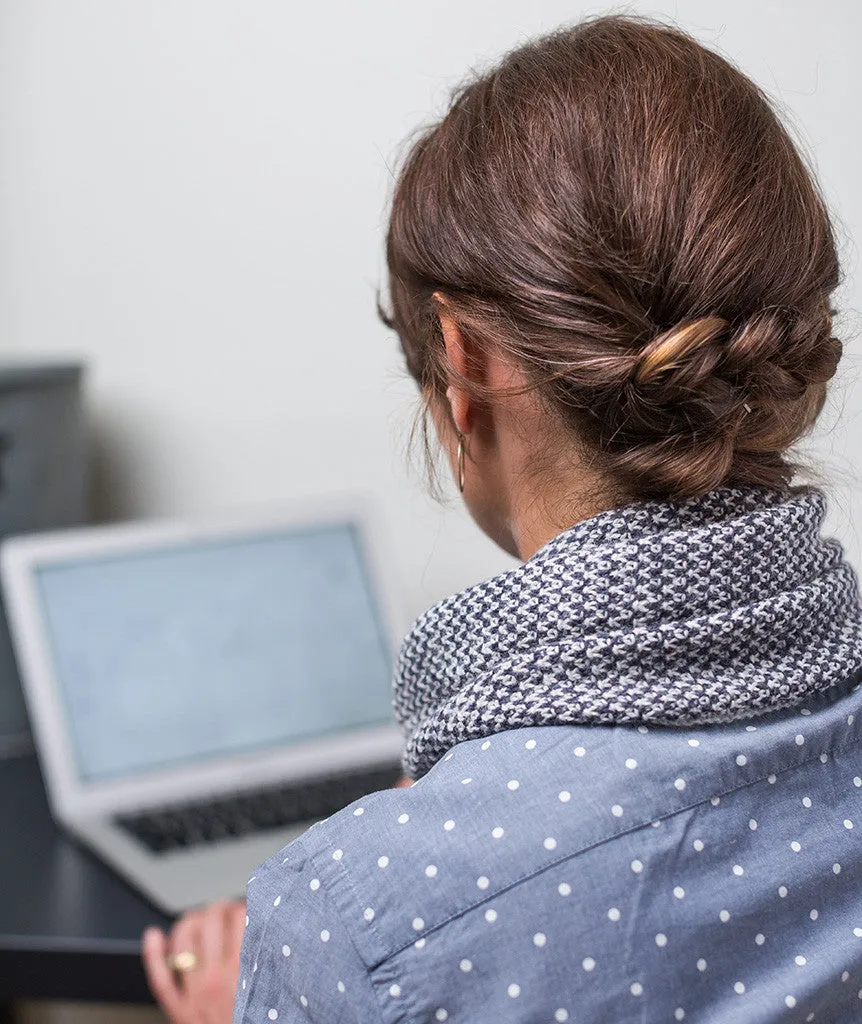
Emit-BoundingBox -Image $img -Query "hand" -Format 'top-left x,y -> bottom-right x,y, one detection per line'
142,899 -> 247,1024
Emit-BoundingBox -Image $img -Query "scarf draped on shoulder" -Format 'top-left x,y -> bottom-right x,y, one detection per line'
393,486 -> 862,778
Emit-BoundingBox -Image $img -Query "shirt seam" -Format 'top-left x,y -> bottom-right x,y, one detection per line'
313,836 -> 406,1024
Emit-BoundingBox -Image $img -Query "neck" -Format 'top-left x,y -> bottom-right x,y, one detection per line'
506,477 -> 628,561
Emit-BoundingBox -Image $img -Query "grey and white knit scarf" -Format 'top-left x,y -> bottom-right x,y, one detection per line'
393,485 -> 862,779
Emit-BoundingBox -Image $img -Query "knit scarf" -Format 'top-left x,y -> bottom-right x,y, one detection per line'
393,485 -> 862,779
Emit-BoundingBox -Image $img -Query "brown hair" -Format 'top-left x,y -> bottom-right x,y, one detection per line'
381,15 -> 842,500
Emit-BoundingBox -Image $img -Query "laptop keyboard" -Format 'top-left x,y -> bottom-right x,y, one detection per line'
115,763 -> 401,854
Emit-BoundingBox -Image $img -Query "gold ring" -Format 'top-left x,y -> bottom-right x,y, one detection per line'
167,950 -> 199,973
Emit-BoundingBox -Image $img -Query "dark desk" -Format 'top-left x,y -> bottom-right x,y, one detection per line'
0,755 -> 171,1003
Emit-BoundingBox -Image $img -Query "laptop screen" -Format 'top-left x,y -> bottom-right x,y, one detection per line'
34,522 -> 395,782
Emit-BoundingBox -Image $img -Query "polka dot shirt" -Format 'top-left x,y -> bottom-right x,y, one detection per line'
234,681 -> 862,1023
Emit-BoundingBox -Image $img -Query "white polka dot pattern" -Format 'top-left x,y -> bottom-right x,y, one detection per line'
232,489 -> 862,1024
234,693 -> 862,1024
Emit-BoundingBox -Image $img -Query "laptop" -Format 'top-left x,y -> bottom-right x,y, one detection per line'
0,497 -> 405,913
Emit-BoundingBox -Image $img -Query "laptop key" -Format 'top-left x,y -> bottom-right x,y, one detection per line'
115,763 -> 401,854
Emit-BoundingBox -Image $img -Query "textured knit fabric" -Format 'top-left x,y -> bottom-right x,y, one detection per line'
234,485 -> 862,1024
394,485 -> 862,778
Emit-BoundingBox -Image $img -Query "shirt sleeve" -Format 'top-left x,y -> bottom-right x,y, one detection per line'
233,838 -> 385,1024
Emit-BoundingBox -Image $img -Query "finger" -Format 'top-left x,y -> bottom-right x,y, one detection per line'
169,910 -> 202,962
394,776 -> 413,788
190,902 -> 242,1024
224,900 -> 247,966
199,901 -> 229,973
142,927 -> 187,1024
169,909 -> 205,998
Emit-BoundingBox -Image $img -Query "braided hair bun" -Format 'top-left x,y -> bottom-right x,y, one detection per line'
384,16 -> 842,499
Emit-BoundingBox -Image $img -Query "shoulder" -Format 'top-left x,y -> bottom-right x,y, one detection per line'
252,724 -> 688,964
239,690 -> 862,1022
263,692 -> 856,956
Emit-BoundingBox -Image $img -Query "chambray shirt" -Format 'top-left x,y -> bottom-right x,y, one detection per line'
234,677 -> 862,1023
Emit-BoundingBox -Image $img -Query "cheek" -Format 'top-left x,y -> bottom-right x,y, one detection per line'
428,394 -> 448,432
427,399 -> 458,468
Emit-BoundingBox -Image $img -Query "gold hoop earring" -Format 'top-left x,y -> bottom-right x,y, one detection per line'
457,432 -> 466,494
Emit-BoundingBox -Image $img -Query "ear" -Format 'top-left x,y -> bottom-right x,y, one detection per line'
434,294 -> 482,437
439,313 -> 471,435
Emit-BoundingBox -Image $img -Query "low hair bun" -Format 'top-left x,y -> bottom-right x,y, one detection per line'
596,308 -> 842,498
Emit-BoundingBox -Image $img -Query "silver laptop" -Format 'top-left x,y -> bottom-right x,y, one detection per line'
0,497 -> 404,913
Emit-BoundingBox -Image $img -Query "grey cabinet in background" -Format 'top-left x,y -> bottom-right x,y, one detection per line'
0,363 -> 89,753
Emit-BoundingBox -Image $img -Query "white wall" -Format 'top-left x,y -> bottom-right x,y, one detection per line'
0,0 -> 860,627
